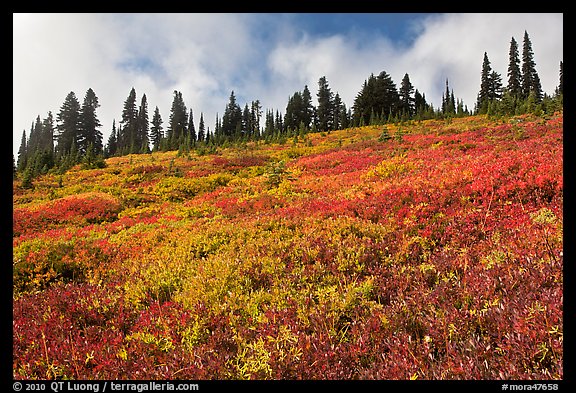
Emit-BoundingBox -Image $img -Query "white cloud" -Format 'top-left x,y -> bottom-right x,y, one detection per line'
13,13 -> 563,156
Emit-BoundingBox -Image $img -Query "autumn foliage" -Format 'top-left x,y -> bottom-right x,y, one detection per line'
13,114 -> 563,380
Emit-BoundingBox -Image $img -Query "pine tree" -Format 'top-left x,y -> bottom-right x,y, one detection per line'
332,93 -> 343,130
399,73 -> 415,118
188,109 -> 196,145
119,88 -> 138,154
197,112 -> 205,143
221,91 -> 242,138
106,120 -> 118,157
316,76 -> 334,132
150,107 -> 163,151
138,94 -> 150,153
302,85 -> 314,131
477,53 -> 493,114
521,31 -> 542,101
250,100 -> 262,137
56,91 -> 81,158
17,129 -> 27,172
41,112 -> 55,155
242,104 -> 251,137
507,37 -> 522,98
78,88 -> 103,155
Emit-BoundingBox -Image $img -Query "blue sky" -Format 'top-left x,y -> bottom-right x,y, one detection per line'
13,13 -> 563,155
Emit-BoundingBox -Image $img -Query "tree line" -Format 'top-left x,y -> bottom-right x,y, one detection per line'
15,30 -> 562,185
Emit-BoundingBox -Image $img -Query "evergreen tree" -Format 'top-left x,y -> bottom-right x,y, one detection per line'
332,92 -> 343,130
507,37 -> 522,98
78,88 -> 103,155
521,31 -> 542,101
150,107 -> 163,151
168,90 -> 188,149
221,91 -> 242,138
56,91 -> 81,157
28,116 -> 42,154
442,79 -> 456,115
41,112 -> 55,155
316,76 -> 334,131
119,87 -> 138,154
414,89 -> 432,119
242,103 -> 251,137
274,110 -> 283,133
17,130 -> 27,172
399,73 -> 415,118
197,112 -> 205,142
106,120 -> 118,157
188,108 -> 196,144
477,53 -> 495,114
301,85 -> 314,130
353,71 -> 399,126
489,71 -> 503,101
138,94 -> 150,153
250,100 -> 262,137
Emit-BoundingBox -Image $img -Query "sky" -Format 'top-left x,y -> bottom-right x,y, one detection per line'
13,13 -> 563,156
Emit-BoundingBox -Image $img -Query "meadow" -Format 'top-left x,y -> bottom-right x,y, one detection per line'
13,113 -> 563,379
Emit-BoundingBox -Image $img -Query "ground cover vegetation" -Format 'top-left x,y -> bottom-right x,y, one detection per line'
13,111 -> 563,379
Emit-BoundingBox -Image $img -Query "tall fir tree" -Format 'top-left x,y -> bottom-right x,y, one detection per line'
106,120 -> 118,157
119,87 -> 138,154
168,91 -> 188,149
221,91 -> 242,138
250,100 -> 262,137
399,73 -> 415,118
521,31 -> 543,101
78,88 -> 103,155
301,85 -> 314,130
17,129 -> 27,172
138,94 -> 150,153
197,112 -> 205,143
316,76 -> 334,131
56,91 -> 81,158
150,107 -> 163,151
188,109 -> 196,144
41,111 -> 55,155
477,53 -> 493,114
506,37 -> 522,98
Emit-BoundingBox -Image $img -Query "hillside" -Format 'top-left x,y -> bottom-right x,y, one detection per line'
13,113 -> 563,380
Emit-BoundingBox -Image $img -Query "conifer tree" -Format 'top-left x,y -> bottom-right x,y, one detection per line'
17,129 -> 27,172
78,88 -> 103,155
507,37 -> 522,98
150,107 -> 163,151
250,100 -> 262,137
106,120 -> 118,157
119,87 -> 138,154
167,90 -> 187,149
477,53 -> 494,114
301,85 -> 314,130
188,109 -> 196,144
138,94 -> 150,153
316,76 -> 334,132
41,112 -> 55,155
221,91 -> 242,138
332,93 -> 343,130
521,31 -> 542,101
197,112 -> 205,143
399,73 -> 415,118
56,91 -> 81,158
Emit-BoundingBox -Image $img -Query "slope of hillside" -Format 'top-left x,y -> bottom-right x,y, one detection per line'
13,113 -> 563,379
